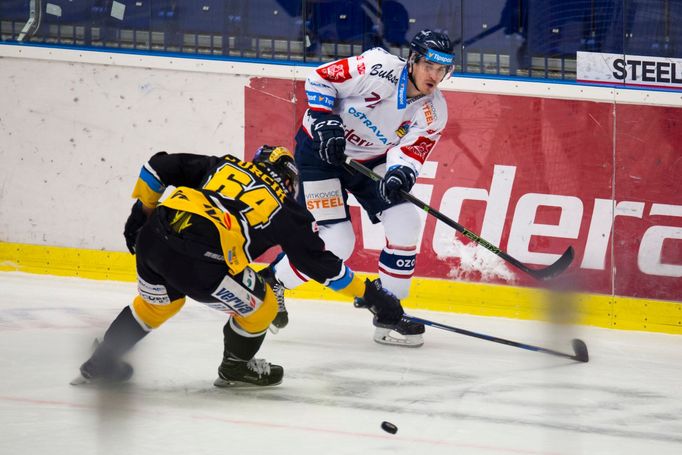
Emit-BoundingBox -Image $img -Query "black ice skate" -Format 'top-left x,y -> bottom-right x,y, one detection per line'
214,357 -> 284,387
373,317 -> 425,348
260,267 -> 288,333
70,340 -> 133,385
270,281 -> 288,332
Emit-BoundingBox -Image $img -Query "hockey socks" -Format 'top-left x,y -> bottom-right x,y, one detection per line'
71,306 -> 149,384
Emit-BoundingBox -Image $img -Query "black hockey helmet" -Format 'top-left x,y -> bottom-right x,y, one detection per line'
253,145 -> 299,198
408,29 -> 455,79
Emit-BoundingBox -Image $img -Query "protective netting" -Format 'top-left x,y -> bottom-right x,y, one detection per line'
1,1 -> 679,79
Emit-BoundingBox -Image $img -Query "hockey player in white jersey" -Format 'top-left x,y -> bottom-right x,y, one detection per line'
264,30 -> 455,347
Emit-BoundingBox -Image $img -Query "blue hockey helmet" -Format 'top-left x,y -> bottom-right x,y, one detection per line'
408,29 -> 455,79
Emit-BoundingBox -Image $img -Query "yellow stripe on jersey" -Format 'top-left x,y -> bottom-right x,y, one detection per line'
131,295 -> 186,329
233,285 -> 279,334
160,187 -> 250,274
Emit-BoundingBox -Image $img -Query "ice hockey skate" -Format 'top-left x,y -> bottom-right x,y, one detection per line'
373,317 -> 425,348
269,282 -> 288,333
70,340 -> 134,385
214,357 -> 284,387
260,266 -> 289,334
352,280 -> 424,347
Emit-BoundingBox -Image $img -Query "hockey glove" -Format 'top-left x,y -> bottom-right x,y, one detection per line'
124,200 -> 149,254
379,165 -> 416,204
354,279 -> 404,325
309,110 -> 346,165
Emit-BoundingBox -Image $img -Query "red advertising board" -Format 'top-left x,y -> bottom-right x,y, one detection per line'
245,77 -> 682,302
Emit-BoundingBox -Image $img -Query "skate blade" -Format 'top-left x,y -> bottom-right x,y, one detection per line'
213,377 -> 282,388
268,324 -> 279,335
70,374 -> 90,386
374,332 -> 424,348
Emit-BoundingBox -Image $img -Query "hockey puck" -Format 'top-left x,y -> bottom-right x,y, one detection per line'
381,421 -> 398,434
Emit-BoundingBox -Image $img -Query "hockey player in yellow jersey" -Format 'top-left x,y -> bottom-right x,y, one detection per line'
72,145 -> 406,387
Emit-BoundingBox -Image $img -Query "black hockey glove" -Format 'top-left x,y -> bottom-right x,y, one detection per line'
378,165 -> 417,204
309,110 -> 346,165
123,200 -> 149,254
354,279 -> 404,325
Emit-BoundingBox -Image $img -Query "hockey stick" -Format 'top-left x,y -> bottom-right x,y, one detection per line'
404,314 -> 589,362
344,159 -> 574,280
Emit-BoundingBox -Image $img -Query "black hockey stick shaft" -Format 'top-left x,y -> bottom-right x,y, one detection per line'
345,159 -> 574,280
404,315 -> 589,362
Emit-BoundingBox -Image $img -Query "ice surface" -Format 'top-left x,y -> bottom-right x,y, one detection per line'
0,272 -> 680,455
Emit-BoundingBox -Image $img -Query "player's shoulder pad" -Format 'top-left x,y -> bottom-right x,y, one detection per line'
362,47 -> 403,64
359,48 -> 405,85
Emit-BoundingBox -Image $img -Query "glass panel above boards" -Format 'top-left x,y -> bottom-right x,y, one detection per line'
1,1 -> 680,82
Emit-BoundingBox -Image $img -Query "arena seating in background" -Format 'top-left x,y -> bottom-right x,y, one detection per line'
38,0 -> 93,43
585,0 -> 624,54
0,0 -> 28,40
461,0 -> 528,74
1,0 -> 680,79
381,0 -> 410,47
380,0 -> 461,60
243,0 -> 305,59
307,0 -> 378,59
462,0 -> 521,50
175,0 -> 230,53
668,0 -> 682,57
0,0 -> 29,22
624,0 -> 674,57
526,0 -> 589,57
89,0 -> 152,47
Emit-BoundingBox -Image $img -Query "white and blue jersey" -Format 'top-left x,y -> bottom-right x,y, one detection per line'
302,47 -> 448,175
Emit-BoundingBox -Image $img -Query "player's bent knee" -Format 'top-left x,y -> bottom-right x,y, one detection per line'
131,295 -> 186,330
319,221 -> 355,260
233,285 -> 278,334
381,204 -> 422,246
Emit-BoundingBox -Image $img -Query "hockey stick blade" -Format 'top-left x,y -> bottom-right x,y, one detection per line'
571,338 -> 589,363
525,246 -> 575,281
405,315 -> 589,363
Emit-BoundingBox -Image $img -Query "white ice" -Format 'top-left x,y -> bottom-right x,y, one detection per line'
1,272 -> 681,455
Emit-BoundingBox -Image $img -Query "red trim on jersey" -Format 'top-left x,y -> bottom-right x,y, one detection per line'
308,107 -> 332,113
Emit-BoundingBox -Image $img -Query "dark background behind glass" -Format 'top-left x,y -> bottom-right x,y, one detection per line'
1,1 -> 680,80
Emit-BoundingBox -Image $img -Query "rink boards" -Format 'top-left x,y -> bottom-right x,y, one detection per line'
0,44 -> 680,335
1,242 -> 679,335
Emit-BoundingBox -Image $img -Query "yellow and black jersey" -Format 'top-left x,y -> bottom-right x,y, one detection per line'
131,152 -> 361,294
